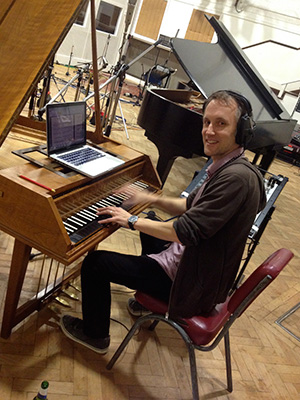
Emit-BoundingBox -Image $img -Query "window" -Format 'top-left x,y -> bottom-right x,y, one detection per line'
185,10 -> 219,42
135,0 -> 167,40
75,1 -> 89,26
96,1 -> 122,34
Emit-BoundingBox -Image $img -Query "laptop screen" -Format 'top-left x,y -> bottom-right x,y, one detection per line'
46,101 -> 87,154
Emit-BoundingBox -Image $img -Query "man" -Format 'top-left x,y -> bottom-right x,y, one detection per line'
60,90 -> 266,354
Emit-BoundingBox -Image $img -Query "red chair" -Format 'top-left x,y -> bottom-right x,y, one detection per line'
107,248 -> 294,399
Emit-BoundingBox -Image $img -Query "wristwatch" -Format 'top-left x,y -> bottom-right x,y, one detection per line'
128,215 -> 138,230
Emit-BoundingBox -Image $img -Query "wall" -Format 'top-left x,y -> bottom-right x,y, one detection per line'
55,0 -> 130,68
221,2 -> 300,87
220,1 -> 300,116
55,0 -> 300,116
131,0 -> 300,116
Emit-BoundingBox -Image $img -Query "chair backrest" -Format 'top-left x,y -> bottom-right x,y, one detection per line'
144,65 -> 172,86
228,248 -> 294,317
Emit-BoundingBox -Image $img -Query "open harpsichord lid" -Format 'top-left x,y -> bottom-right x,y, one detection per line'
0,0 -> 87,146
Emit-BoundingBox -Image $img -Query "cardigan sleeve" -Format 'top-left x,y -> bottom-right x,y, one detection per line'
174,168 -> 256,246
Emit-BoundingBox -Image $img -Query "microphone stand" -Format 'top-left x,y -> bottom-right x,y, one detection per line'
102,63 -> 126,137
37,63 -> 91,119
74,68 -> 84,101
38,57 -> 54,111
88,34 -> 111,124
28,87 -> 37,118
98,34 -> 110,70
84,39 -> 163,137
66,45 -> 74,76
86,0 -> 139,138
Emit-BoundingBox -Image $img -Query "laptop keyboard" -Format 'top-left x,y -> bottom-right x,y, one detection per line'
58,147 -> 105,166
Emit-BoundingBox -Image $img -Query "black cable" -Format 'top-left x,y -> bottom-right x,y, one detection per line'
110,317 -> 131,332
109,317 -> 141,336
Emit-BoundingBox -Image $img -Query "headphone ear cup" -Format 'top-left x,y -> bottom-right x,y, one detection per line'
236,114 -> 254,147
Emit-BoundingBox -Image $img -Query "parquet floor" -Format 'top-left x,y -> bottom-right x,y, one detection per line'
0,65 -> 299,399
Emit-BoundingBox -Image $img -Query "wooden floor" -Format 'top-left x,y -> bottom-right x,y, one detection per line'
0,65 -> 299,399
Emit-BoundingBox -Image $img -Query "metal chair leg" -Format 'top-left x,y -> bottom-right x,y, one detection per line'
107,314 -> 155,370
107,317 -> 144,369
108,313 -> 232,397
187,342 -> 200,400
165,319 -> 200,399
148,319 -> 159,331
224,332 -> 233,392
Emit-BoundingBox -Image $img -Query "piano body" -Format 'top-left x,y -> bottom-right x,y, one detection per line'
138,16 -> 297,184
0,0 -> 161,338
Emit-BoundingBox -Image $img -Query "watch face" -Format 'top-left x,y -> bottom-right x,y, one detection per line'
128,215 -> 138,230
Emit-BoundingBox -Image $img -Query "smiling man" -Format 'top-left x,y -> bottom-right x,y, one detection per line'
203,93 -> 241,160
60,90 -> 266,354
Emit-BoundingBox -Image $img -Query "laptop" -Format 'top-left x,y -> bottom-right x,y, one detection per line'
46,101 -> 124,178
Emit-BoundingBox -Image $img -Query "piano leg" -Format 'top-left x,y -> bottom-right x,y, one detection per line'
258,149 -> 277,174
1,239 -> 32,339
156,152 -> 177,186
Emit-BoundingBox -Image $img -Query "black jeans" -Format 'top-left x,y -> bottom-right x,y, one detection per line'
81,251 -> 173,338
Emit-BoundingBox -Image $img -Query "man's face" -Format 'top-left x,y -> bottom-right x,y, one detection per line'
202,98 -> 240,162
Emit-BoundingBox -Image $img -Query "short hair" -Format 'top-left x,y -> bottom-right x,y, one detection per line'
202,90 -> 252,122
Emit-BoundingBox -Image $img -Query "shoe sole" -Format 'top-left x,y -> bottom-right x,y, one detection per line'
60,316 -> 109,355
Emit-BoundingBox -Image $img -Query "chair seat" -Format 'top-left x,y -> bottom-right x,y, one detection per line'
135,292 -> 231,346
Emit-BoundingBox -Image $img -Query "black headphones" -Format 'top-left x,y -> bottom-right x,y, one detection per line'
203,90 -> 255,148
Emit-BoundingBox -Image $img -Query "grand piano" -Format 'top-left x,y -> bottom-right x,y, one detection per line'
138,16 -> 297,184
0,0 -> 161,338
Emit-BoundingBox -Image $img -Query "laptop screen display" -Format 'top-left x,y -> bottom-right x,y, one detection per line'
47,101 -> 86,154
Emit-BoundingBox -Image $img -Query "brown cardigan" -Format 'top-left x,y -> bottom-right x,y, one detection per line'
169,158 -> 266,318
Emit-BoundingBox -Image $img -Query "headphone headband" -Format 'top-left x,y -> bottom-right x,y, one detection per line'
224,90 -> 253,118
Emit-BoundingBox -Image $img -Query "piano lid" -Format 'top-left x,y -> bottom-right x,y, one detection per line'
170,16 -> 293,124
0,0 -> 88,147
